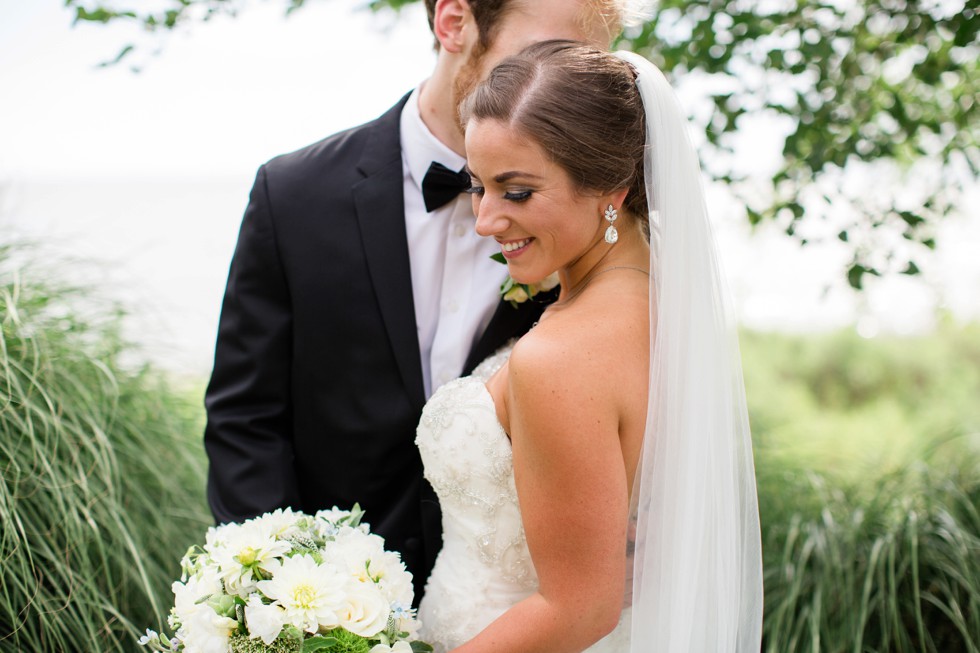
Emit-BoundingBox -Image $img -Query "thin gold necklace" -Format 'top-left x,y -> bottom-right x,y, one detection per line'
550,265 -> 649,310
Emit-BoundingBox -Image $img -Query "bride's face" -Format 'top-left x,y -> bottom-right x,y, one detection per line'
465,118 -> 612,287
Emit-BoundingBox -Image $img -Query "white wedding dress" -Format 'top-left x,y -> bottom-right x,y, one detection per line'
415,347 -> 630,653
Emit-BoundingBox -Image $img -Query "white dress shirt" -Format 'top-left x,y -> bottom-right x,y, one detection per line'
400,85 -> 506,398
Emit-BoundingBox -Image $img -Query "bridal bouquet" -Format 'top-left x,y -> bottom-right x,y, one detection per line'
140,505 -> 430,653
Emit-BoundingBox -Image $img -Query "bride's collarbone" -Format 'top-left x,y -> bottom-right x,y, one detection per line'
535,291 -> 649,352
542,272 -> 648,324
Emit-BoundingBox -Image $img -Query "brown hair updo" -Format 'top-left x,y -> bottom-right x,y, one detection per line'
462,39 -> 648,224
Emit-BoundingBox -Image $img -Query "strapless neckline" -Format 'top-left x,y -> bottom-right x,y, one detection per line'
414,346 -> 631,652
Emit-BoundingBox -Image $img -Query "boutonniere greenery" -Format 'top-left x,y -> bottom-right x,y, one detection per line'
491,252 -> 560,308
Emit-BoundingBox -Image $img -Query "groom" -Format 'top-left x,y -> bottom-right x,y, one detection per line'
204,0 -> 618,602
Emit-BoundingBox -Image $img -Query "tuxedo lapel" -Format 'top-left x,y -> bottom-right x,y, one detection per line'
352,95 -> 426,414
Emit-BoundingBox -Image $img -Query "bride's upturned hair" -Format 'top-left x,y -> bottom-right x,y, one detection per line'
461,39 -> 649,225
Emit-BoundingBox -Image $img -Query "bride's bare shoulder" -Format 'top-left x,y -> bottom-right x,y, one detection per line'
508,286 -> 649,403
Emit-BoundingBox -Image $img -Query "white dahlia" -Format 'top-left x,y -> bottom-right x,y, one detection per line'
207,521 -> 292,596
258,554 -> 347,634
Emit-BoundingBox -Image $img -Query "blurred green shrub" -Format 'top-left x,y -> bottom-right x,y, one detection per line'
1,239 -> 977,651
744,325 -> 980,650
743,324 -> 980,479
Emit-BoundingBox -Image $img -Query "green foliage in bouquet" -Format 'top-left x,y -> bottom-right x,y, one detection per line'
229,631 -> 301,653
0,244 -> 212,652
223,627 -> 433,653
301,628 -> 369,653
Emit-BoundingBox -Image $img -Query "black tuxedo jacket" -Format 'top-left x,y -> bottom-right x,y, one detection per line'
203,95 -> 548,601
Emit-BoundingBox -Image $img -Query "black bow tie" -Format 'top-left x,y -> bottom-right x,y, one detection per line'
421,161 -> 470,212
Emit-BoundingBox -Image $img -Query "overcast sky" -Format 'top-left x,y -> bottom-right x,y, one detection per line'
1,0 -> 977,375
0,0 -> 435,180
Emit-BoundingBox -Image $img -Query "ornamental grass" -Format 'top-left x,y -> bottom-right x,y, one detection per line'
746,327 -> 980,651
1,241 -> 978,651
0,245 -> 211,652
758,457 -> 980,651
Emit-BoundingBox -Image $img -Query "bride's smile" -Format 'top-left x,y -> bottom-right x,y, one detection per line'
498,237 -> 532,256
465,118 -> 629,292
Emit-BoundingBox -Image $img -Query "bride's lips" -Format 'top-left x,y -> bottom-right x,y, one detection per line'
500,238 -> 533,259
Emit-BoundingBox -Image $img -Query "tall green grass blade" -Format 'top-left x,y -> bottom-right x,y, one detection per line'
1,248 -> 211,652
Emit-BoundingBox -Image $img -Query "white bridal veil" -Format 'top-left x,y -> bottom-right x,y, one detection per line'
614,50 -> 765,651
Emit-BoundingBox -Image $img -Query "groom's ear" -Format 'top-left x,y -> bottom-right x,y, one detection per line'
433,0 -> 473,54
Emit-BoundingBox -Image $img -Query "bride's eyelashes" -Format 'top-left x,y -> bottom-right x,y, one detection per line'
464,185 -> 533,203
503,190 -> 532,202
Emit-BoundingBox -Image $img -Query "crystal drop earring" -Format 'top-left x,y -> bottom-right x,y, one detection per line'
604,204 -> 619,244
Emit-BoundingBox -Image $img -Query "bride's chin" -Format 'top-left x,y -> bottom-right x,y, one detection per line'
507,265 -> 537,284
512,269 -> 559,290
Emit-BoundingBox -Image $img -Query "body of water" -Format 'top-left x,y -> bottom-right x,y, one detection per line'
3,176 -> 978,377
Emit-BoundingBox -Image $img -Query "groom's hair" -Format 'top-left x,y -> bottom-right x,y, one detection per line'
424,0 -> 514,52
423,0 -> 624,53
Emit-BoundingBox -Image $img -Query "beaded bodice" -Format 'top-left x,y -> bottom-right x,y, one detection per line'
414,348 -> 536,651
415,347 -> 631,653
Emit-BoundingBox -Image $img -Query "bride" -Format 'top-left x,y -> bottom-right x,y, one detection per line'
415,41 -> 763,652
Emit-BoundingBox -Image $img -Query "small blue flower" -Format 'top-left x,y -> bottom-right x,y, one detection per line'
137,628 -> 158,646
390,601 -> 412,619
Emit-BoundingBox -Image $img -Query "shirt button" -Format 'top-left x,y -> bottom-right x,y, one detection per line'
447,300 -> 459,313
454,223 -> 467,237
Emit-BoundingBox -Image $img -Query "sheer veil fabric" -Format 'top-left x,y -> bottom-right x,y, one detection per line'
613,51 -> 764,651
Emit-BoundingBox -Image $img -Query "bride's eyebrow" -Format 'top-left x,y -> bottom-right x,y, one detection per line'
463,166 -> 544,184
494,171 -> 544,183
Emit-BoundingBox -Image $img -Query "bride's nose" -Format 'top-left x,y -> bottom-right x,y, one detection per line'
473,195 -> 509,238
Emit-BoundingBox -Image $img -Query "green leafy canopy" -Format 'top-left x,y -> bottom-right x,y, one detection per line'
64,0 -> 979,289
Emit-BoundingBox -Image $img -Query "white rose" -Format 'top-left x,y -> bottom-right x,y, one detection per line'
339,580 -> 390,637
180,609 -> 237,653
245,595 -> 286,645
324,529 -> 386,583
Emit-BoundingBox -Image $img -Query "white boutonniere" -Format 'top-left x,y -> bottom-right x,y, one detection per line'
491,252 -> 560,308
